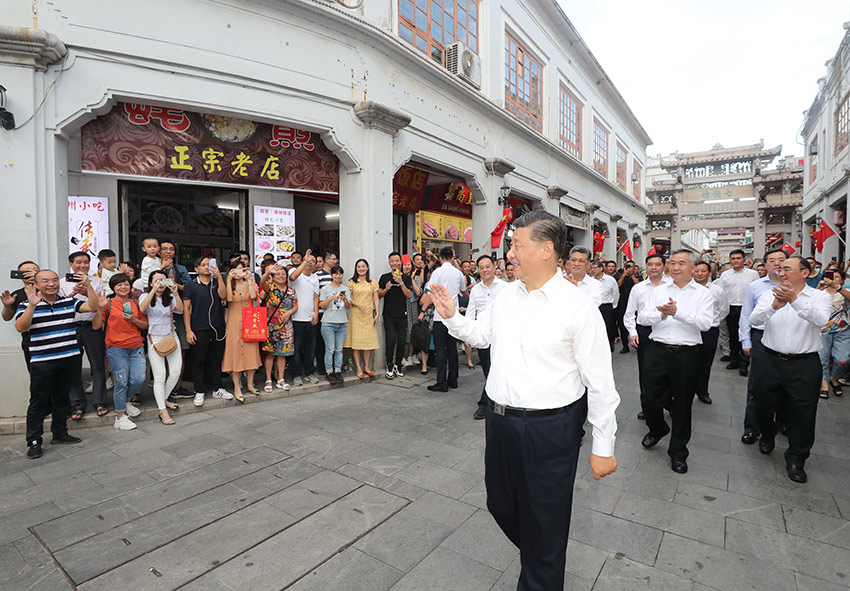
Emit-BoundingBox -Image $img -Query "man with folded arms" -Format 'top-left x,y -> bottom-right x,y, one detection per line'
750,255 -> 831,483
430,211 -> 619,591
638,249 -> 713,474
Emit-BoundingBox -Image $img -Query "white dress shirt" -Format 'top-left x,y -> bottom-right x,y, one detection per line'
717,267 -> 760,306
426,262 -> 467,321
599,274 -> 620,307
59,276 -> 103,323
442,272 -> 620,457
466,277 -> 507,320
705,281 -> 730,329
751,285 -> 832,354
575,274 -> 604,306
623,276 -> 671,337
638,279 -> 714,346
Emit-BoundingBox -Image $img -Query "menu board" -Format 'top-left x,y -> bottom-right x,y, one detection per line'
254,206 -> 296,268
68,196 -> 109,256
416,211 -> 473,244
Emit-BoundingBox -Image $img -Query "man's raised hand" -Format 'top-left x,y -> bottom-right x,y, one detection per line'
429,284 -> 456,319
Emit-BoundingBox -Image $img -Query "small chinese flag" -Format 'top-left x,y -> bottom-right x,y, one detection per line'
646,246 -> 657,257
780,242 -> 796,255
490,208 -> 514,249
619,238 -> 633,260
817,220 -> 837,253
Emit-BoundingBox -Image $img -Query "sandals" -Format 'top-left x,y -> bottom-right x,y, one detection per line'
357,373 -> 366,379
420,369 -> 428,375
158,411 -> 176,425
834,385 -> 844,397
467,364 -> 475,370
819,389 -> 830,399
264,380 -> 274,393
275,379 -> 291,391
95,405 -> 108,417
129,396 -> 141,407
70,409 -> 84,421
247,387 -> 260,395
364,370 -> 375,377
234,393 -> 245,404
165,400 -> 179,410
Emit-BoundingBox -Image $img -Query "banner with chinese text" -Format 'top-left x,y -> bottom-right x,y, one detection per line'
392,166 -> 429,212
421,182 -> 473,217
416,211 -> 473,243
81,103 -> 339,194
68,196 -> 109,257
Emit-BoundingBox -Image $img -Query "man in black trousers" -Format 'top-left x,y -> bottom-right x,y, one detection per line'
692,261 -> 729,404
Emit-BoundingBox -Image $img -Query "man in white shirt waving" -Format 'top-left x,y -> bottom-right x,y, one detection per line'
638,249 -> 713,474
467,254 -> 507,420
430,211 -> 619,591
750,255 -> 832,483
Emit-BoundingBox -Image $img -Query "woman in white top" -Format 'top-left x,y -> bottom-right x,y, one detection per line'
139,270 -> 183,424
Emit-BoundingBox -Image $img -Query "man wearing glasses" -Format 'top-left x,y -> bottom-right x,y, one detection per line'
14,270 -> 100,459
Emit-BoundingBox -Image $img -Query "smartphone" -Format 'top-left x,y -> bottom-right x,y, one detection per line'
208,258 -> 217,271
10,270 -> 26,280
824,271 -> 836,281
65,273 -> 81,283
122,302 -> 132,315
160,278 -> 174,287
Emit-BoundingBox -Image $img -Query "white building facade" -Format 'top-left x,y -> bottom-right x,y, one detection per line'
0,0 -> 649,418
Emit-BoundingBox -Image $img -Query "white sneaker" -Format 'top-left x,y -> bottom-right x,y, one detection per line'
124,404 -> 141,417
386,366 -> 395,379
213,388 -> 234,400
305,374 -> 320,384
293,376 -> 303,387
106,376 -> 114,390
275,379 -> 291,391
193,392 -> 205,407
394,365 -> 404,378
114,415 -> 137,430
84,381 -> 93,394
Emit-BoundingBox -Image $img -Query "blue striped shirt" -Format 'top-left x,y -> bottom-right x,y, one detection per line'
15,297 -> 84,363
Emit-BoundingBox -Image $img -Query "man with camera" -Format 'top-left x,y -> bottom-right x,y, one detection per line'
59,251 -> 107,420
2,261 -> 40,370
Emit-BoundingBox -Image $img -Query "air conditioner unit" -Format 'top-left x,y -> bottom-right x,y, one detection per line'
445,42 -> 482,90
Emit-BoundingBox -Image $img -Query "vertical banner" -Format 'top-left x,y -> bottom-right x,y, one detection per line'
253,205 -> 296,268
68,196 -> 109,256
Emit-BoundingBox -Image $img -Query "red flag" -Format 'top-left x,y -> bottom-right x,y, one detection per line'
780,242 -> 796,255
646,245 -> 656,256
593,232 -> 606,254
619,238 -> 633,260
490,208 -> 514,249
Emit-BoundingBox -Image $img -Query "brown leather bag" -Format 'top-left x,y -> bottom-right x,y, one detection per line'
148,302 -> 178,356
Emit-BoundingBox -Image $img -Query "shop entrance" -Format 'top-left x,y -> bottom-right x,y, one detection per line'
292,195 -> 339,257
120,180 -> 245,269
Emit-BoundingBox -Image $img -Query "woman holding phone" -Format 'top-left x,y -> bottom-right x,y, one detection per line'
222,260 -> 261,401
319,265 -> 351,383
817,268 -> 850,398
260,263 -> 298,391
92,273 -> 148,431
139,270 -> 183,424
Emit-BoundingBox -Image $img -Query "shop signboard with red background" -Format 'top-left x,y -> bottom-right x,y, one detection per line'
81,103 -> 339,194
421,182 -> 473,217
392,166 -> 429,212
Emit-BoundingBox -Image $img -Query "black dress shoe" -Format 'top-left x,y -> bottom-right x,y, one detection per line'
779,425 -> 788,437
619,348 -> 630,354
641,426 -> 670,449
739,367 -> 749,377
637,411 -> 645,421
427,384 -> 448,392
725,361 -> 740,370
473,407 -> 486,420
719,355 -> 731,362
671,459 -> 688,473
448,383 -> 458,389
697,393 -> 712,404
51,433 -> 82,445
787,464 -> 807,483
758,437 -> 775,455
27,444 -> 42,459
741,432 -> 758,445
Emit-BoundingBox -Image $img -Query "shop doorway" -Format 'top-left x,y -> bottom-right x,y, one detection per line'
293,195 -> 339,257
120,180 -> 245,269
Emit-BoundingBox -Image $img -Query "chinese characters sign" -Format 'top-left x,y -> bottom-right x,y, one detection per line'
416,211 -> 473,244
392,166 -> 429,212
254,206 -> 296,267
81,103 -> 339,194
421,182 -> 473,217
68,197 -> 109,256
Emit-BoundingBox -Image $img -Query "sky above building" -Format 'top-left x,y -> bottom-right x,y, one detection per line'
563,0 -> 849,160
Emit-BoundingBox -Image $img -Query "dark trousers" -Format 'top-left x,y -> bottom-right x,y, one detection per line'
599,303 -> 617,351
26,356 -> 77,445
616,304 -> 630,349
477,347 -> 492,408
485,395 -> 587,591
696,326 -> 719,396
753,348 -> 820,467
635,324 -> 652,397
432,320 -> 458,388
744,328 -> 765,434
68,324 -> 107,411
314,322 -> 325,375
384,316 -> 407,369
726,306 -> 749,369
291,321 -> 316,378
190,327 -> 225,394
642,341 -> 700,460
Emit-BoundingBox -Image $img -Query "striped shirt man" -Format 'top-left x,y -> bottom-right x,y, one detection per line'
16,297 -> 84,363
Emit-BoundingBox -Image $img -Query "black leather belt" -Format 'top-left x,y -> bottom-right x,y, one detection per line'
75,321 -> 92,328
487,395 -> 584,417
764,346 -> 817,361
651,341 -> 698,352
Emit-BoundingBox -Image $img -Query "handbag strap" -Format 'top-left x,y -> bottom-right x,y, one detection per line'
265,290 -> 285,325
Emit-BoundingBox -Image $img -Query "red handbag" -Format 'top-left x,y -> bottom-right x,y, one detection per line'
241,298 -> 268,342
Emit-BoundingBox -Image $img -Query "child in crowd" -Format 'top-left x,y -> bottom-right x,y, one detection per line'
98,249 -> 118,295
140,237 -> 161,287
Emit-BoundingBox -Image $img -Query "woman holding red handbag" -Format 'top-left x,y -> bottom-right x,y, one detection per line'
222,260 -> 261,402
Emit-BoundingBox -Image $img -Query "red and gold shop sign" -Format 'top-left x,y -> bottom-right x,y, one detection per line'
392,166 -> 429,212
422,182 -> 473,217
416,211 -> 473,244
81,102 -> 339,194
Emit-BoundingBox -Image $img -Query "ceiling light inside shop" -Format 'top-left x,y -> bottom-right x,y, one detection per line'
325,212 -> 340,219
217,204 -> 240,210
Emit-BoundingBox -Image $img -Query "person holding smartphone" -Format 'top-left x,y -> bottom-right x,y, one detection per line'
222,260 -> 261,402
817,268 -> 850,398
2,260 -> 40,370
92,273 -> 148,431
260,263 -> 298,391
319,265 -> 351,383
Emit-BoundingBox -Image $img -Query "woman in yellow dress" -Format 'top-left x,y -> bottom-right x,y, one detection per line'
345,258 -> 380,377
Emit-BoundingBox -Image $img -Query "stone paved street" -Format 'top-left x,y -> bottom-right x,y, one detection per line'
2,351 -> 850,590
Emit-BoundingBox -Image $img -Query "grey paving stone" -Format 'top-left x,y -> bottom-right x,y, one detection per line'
336,463 -> 428,501
593,555 -> 695,590
794,571 -> 850,591
673,482 -> 786,531
405,491 -> 477,528
655,532 -> 797,591
331,442 -> 418,477
724,517 -> 850,585
0,470 -> 100,518
0,470 -> 34,494
289,547 -> 404,591
568,505 -> 663,566
0,501 -> 62,545
489,553 -> 595,591
388,546 -> 501,591
613,491 -> 726,547
584,464 -> 678,501
727,471 -> 841,516
23,447 -> 124,485
438,509 -> 518,571
564,539 -> 608,581
783,504 -> 850,549
457,479 -> 487,509
354,508 -> 455,571
394,458 -> 480,499
264,469 -> 361,519
635,452 -> 731,491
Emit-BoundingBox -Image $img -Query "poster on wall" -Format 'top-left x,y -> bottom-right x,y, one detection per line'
68,196 -> 109,259
416,211 -> 473,244
254,205 -> 296,268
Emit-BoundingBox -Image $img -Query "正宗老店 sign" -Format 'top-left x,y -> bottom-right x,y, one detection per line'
80,102 -> 339,195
